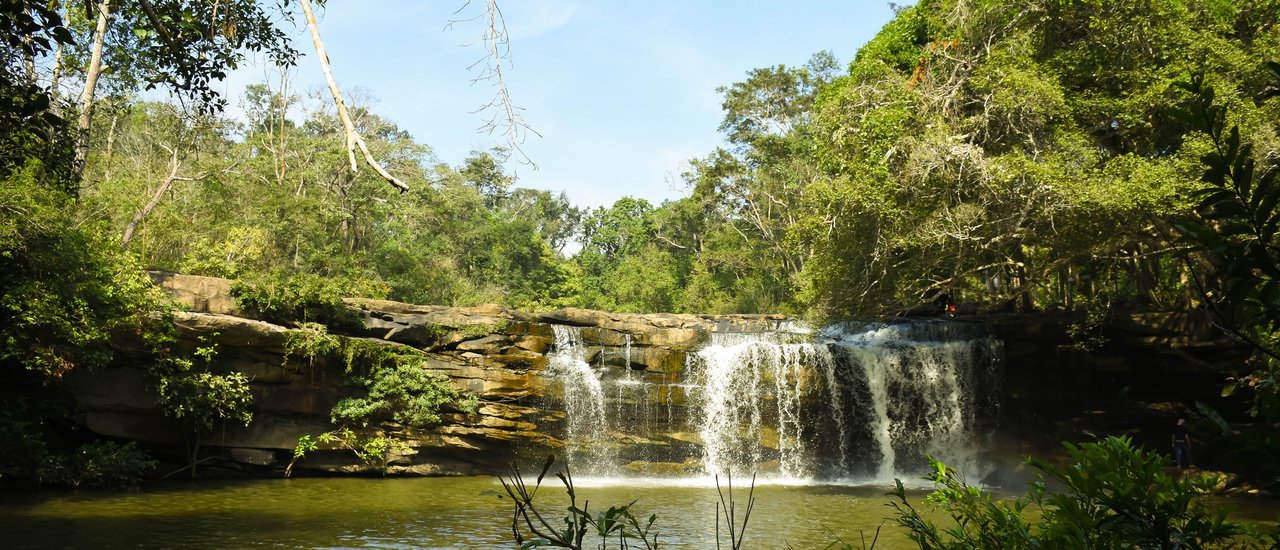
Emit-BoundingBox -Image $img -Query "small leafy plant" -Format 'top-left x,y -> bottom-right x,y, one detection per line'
887,436 -> 1270,549
493,456 -> 760,549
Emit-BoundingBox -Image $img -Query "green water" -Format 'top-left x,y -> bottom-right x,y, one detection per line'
1,477 -> 1275,549
0,476 -> 933,549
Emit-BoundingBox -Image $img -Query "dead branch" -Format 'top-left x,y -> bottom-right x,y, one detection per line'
449,0 -> 541,165
299,0 -> 409,192
122,143 -> 238,246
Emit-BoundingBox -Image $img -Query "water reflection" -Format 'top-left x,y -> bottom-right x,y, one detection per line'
3,476 -> 1273,549
1,477 -> 927,549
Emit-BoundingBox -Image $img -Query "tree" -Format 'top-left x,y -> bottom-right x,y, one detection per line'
69,0 -> 303,187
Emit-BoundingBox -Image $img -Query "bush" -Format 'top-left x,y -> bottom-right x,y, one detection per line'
889,436 -> 1272,549
38,441 -> 157,489
231,271 -> 374,330
332,340 -> 476,428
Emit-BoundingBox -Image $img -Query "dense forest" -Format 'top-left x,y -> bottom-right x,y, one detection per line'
53,0 -> 1280,319
2,0 -> 1279,493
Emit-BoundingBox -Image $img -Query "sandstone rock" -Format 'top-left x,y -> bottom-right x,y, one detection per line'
85,411 -> 181,444
150,271 -> 242,316
66,368 -> 156,411
230,448 -> 278,466
514,335 -> 552,353
456,334 -> 509,353
221,348 -> 297,384
621,457 -> 702,476
386,461 -> 478,476
173,311 -> 290,353
488,350 -> 548,370
640,347 -> 687,374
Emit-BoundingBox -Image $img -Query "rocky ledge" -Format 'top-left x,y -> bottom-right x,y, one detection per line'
66,273 -> 791,477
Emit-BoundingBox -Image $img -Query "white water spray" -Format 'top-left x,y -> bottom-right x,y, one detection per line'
545,325 -> 612,471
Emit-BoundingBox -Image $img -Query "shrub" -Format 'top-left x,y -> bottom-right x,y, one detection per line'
888,436 -> 1270,549
38,441 -> 157,489
231,271 -> 371,330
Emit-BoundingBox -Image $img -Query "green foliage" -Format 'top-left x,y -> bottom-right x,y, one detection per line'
495,456 -> 763,549
1171,66 -> 1280,422
284,428 -> 409,477
847,3 -> 931,82
232,271 -> 371,329
93,0 -> 306,112
146,336 -> 253,477
150,351 -> 254,434
145,337 -> 248,435
281,333 -> 476,475
0,0 -> 73,183
495,456 -> 664,549
888,436 -> 1266,549
316,428 -> 407,463
283,322 -> 342,367
334,343 -> 474,429
38,441 -> 157,489
0,170 -> 165,378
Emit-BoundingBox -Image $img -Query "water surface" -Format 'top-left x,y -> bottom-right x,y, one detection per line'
0,476 -> 930,549
2,476 -> 1274,549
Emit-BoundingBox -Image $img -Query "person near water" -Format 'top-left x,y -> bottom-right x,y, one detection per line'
932,292 -> 955,317
1172,418 -> 1193,469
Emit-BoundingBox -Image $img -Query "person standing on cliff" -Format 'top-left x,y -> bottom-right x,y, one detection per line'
1172,418 -> 1194,469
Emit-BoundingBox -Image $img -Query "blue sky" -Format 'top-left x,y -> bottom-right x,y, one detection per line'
220,1 -> 899,209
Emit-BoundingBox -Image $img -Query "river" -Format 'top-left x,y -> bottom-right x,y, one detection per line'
3,475 -> 1276,549
0,476 -> 960,549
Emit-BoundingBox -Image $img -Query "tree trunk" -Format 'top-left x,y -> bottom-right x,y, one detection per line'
72,0 -> 114,189
102,110 -> 119,183
122,146 -> 182,246
49,2 -> 69,102
21,34 -> 35,84
274,70 -> 290,186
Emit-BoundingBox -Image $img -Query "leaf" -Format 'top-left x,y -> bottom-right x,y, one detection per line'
537,454 -> 554,486
1194,401 -> 1230,435
1207,200 -> 1246,219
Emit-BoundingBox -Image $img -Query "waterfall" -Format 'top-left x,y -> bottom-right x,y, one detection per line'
545,325 -> 612,471
823,322 -> 1001,482
689,332 -> 834,479
541,320 -> 1002,484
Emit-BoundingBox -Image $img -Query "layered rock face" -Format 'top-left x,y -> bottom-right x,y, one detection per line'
68,273 -> 787,476
69,273 -> 1246,479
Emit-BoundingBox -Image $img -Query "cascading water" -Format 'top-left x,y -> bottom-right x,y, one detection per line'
689,332 -> 833,480
541,319 -> 1002,484
820,322 -> 1002,482
544,325 -> 613,471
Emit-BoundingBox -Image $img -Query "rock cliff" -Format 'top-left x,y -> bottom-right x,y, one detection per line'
67,273 -> 1248,479
67,273 -> 789,476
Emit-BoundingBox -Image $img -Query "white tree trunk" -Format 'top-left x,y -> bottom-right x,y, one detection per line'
72,0 -> 114,188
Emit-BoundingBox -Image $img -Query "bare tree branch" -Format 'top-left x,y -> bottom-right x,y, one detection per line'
121,139 -> 238,247
299,0 -> 409,192
449,0 -> 541,166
